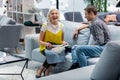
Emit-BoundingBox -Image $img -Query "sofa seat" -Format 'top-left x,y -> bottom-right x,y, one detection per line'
31,47 -> 99,70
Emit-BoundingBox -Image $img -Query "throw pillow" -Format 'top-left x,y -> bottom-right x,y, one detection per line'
104,14 -> 117,22
91,41 -> 120,80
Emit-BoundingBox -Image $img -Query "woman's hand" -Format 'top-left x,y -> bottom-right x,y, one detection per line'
73,24 -> 88,39
62,41 -> 69,46
46,42 -> 53,49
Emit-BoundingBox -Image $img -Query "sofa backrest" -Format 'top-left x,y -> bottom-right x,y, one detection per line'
97,12 -> 108,21
64,12 -> 84,22
0,24 -> 22,48
60,20 -> 90,46
108,25 -> 120,40
88,25 -> 120,45
97,12 -> 120,24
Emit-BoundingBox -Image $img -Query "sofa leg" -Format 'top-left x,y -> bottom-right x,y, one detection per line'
19,38 -> 25,45
15,47 -> 19,53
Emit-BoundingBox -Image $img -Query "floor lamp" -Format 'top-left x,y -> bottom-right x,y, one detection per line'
56,0 -> 59,9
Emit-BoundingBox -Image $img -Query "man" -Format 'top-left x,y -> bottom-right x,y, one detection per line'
69,5 -> 111,70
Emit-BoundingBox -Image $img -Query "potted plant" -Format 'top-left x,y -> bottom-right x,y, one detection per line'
84,0 -> 107,12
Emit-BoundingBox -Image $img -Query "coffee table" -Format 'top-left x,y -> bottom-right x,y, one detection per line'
0,54 -> 28,80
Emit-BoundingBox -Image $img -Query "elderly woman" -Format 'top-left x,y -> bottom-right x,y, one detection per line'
36,8 -> 68,78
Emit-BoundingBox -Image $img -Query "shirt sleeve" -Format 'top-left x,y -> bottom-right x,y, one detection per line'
60,22 -> 64,31
91,23 -> 105,45
40,23 -> 47,32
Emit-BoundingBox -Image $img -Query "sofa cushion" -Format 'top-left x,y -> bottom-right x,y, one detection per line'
91,41 -> 120,80
52,52 -> 73,73
32,48 -> 73,72
61,20 -> 90,46
104,14 -> 117,23
32,48 -> 45,62
108,25 -> 120,40
87,57 -> 100,65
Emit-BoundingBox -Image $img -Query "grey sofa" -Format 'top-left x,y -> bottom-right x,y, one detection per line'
0,16 -> 23,53
25,20 -> 120,71
64,12 -> 84,22
36,40 -> 120,80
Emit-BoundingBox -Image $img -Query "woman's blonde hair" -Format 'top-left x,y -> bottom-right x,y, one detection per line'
47,8 -> 60,23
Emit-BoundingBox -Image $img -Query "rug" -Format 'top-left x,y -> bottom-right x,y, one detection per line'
0,66 -> 37,80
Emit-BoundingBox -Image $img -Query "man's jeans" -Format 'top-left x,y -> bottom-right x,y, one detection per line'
71,45 -> 80,63
71,45 -> 105,67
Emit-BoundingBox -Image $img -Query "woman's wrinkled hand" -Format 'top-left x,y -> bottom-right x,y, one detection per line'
46,42 -> 53,49
62,41 -> 69,46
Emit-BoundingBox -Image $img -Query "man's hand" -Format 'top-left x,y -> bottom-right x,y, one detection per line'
73,29 -> 79,39
73,24 -> 89,39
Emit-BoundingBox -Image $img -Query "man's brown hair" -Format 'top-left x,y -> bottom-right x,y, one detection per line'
84,5 -> 97,15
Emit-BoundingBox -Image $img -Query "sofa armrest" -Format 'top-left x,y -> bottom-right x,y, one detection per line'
91,40 -> 120,80
25,34 -> 39,59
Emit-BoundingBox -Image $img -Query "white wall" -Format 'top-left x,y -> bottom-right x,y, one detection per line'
65,0 -> 86,12
0,7 -> 3,14
34,0 -> 86,12
0,0 -> 7,15
107,0 -> 120,12
64,0 -> 86,21
34,0 -> 86,20
0,0 -> 4,15
34,0 -> 51,9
